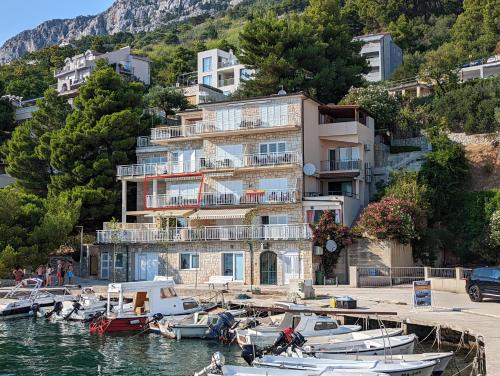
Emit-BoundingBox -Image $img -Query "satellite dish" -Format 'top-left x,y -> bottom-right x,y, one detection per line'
326,239 -> 337,253
303,163 -> 317,176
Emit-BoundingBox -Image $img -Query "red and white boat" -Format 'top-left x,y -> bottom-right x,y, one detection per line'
90,277 -> 207,334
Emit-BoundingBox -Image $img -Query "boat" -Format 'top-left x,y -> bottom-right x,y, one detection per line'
305,328 -> 404,346
314,352 -> 454,376
89,276 -> 209,334
150,308 -> 247,339
235,305 -> 361,348
194,352 -> 390,376
36,288 -> 109,321
253,355 -> 436,376
0,278 -> 75,319
303,334 -> 418,356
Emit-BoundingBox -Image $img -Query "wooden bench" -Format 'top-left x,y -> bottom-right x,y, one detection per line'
205,275 -> 234,290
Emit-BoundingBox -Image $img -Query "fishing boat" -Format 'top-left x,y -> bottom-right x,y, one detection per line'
253,355 -> 436,376
235,309 -> 361,348
36,288 -> 109,321
0,278 -> 75,319
194,352 -> 390,376
305,328 -> 404,346
314,352 -> 454,376
304,334 -> 418,356
89,277 -> 209,334
150,308 -> 247,339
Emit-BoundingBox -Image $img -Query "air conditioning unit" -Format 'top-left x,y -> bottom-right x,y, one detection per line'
364,143 -> 371,151
261,242 -> 271,250
313,246 -> 323,255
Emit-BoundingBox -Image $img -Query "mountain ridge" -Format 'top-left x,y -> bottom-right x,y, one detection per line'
0,0 -> 232,62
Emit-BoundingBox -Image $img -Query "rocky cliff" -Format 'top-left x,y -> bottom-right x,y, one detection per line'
0,0 -> 232,62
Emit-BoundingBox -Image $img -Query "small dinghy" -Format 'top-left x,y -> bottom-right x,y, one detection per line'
306,328 -> 403,346
150,309 -> 246,339
304,334 -> 418,356
315,352 -> 454,376
194,352 -> 390,376
254,355 -> 436,376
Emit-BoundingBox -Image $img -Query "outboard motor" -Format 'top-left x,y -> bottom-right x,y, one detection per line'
152,313 -> 164,323
45,301 -> 64,319
63,302 -> 82,321
241,327 -> 307,365
207,312 -> 235,340
30,303 -> 41,317
194,352 -> 225,376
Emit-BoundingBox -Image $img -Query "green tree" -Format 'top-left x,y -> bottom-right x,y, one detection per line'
383,171 -> 431,214
163,46 -> 198,85
3,89 -> 71,195
144,85 -> 190,116
0,98 -> 15,146
49,62 -> 145,226
238,0 -> 368,103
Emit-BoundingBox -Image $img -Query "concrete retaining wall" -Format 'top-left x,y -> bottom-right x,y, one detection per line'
447,132 -> 500,145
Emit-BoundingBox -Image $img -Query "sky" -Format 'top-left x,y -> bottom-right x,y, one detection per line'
0,0 -> 115,45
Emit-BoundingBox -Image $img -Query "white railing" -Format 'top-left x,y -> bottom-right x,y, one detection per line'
117,162 -> 199,177
358,267 -> 425,287
103,222 -> 158,230
96,224 -> 311,243
320,159 -> 361,171
137,136 -> 152,148
201,152 -> 300,170
146,194 -> 199,208
151,115 -> 297,141
219,78 -> 235,87
430,267 -> 456,279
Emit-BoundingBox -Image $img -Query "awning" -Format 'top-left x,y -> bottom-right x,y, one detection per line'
144,209 -> 195,218
189,208 -> 255,220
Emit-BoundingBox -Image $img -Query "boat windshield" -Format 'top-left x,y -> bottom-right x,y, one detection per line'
160,287 -> 177,299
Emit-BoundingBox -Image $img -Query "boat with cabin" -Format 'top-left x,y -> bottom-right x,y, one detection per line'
89,277 -> 209,334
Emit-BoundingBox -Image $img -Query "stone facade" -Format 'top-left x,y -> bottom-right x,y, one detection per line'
447,132 -> 500,146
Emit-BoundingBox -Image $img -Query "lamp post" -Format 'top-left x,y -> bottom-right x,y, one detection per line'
76,226 -> 84,277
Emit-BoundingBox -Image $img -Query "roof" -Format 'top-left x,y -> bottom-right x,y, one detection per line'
318,104 -> 375,119
108,276 -> 175,293
353,32 -> 392,40
197,91 -> 323,108
144,209 -> 194,218
189,208 -> 254,220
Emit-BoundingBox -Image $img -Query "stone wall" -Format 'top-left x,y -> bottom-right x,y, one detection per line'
392,136 -> 431,151
447,132 -> 500,145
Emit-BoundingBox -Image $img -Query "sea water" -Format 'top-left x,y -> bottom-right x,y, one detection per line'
0,318 -> 472,376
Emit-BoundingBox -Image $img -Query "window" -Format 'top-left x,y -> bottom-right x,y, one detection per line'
168,182 -> 199,200
259,178 -> 288,190
314,321 -> 338,331
216,108 -> 242,130
115,253 -> 124,268
183,301 -> 200,310
216,144 -> 243,167
260,102 -> 289,127
160,287 -> 177,299
240,68 -> 252,81
222,253 -> 244,281
261,215 -> 288,225
202,75 -> 212,86
143,156 -> 167,164
307,209 -> 341,224
259,142 -> 286,154
202,57 -> 212,72
180,253 -> 199,269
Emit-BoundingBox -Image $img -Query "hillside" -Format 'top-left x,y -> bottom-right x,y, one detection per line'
466,143 -> 500,191
0,0 -> 233,62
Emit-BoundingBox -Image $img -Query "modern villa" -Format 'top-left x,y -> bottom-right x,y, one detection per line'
95,92 -> 375,285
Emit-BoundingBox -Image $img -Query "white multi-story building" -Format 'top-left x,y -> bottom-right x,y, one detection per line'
354,33 -> 403,82
95,92 -> 375,286
54,46 -> 151,97
459,55 -> 500,82
196,49 -> 253,95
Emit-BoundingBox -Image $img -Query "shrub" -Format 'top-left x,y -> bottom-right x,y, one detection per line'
356,197 -> 423,244
390,145 -> 421,154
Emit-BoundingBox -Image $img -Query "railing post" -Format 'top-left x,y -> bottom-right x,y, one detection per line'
349,266 -> 359,287
424,266 -> 431,280
456,267 -> 463,281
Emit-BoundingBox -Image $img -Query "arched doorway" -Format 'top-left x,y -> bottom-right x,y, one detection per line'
260,251 -> 277,285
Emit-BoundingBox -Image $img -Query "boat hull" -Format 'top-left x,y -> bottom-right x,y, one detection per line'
90,316 -> 149,334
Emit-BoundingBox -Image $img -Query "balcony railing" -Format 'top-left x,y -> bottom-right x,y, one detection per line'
96,223 -> 311,243
151,115 -> 296,141
117,162 -> 199,177
218,77 -> 235,87
201,152 -> 300,170
320,159 -> 361,171
218,60 -> 240,69
145,189 -> 298,208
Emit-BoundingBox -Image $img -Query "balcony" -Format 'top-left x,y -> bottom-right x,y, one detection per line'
218,60 -> 240,69
218,77 -> 235,87
320,159 -> 361,171
96,223 -> 311,243
151,115 -> 299,142
117,161 -> 199,179
201,151 -> 300,170
145,189 -> 298,209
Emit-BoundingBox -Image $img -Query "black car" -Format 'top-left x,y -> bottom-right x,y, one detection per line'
466,267 -> 500,302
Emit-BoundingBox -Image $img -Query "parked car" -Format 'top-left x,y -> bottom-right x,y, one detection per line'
466,267 -> 500,302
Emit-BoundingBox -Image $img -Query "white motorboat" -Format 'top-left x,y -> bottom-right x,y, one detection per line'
235,308 -> 361,348
150,309 -> 247,339
254,355 -> 436,376
194,352 -> 390,376
315,352 -> 454,376
304,334 -> 418,356
306,328 -> 403,346
0,278 -> 75,319
89,276 -> 210,334
37,288 -> 109,321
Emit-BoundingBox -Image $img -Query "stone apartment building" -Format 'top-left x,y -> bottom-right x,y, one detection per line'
95,92 -> 375,286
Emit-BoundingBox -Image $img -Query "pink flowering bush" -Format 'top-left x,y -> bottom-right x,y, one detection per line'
356,197 -> 423,244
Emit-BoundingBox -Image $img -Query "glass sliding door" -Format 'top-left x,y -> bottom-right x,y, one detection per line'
222,252 -> 244,281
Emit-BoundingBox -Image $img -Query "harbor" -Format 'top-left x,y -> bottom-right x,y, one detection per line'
0,278 -> 495,375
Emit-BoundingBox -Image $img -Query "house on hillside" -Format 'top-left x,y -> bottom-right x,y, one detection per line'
353,33 -> 403,82
93,92 -> 375,286
459,55 -> 500,82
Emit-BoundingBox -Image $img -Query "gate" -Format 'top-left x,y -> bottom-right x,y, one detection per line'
358,267 -> 425,287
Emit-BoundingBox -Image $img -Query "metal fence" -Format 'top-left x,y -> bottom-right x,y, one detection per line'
429,267 -> 456,278
358,267 -> 425,287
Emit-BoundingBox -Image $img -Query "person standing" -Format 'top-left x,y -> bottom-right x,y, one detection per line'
45,264 -> 53,287
13,266 -> 24,284
56,260 -> 63,286
67,261 -> 74,285
36,265 -> 45,286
